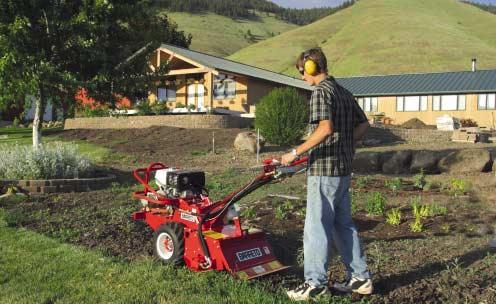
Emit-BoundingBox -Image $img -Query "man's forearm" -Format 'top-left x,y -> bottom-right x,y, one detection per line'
295,121 -> 332,156
354,121 -> 370,142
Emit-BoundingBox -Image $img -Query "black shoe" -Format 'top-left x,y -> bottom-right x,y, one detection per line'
332,277 -> 373,295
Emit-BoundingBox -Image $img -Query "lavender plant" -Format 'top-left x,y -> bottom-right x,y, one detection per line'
0,143 -> 94,179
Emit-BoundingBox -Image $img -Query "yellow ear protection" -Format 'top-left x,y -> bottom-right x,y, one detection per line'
301,51 -> 320,76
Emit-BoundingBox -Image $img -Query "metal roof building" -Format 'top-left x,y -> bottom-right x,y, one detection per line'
336,69 -> 496,97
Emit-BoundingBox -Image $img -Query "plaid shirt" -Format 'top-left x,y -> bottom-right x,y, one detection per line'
307,77 -> 368,176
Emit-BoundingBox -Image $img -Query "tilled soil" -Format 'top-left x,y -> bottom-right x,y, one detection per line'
3,176 -> 496,303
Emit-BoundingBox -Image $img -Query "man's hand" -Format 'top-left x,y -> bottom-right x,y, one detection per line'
281,152 -> 297,166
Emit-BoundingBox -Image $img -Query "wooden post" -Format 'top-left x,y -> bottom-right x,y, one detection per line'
212,131 -> 215,155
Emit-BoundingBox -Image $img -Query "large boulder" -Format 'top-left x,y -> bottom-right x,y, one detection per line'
352,152 -> 381,173
234,132 -> 265,153
382,150 -> 412,174
438,149 -> 493,173
410,151 -> 443,174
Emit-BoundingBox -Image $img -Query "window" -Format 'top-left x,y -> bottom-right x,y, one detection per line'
213,74 -> 236,99
356,97 -> 378,112
157,87 -> 176,102
396,96 -> 427,112
478,93 -> 496,110
432,95 -> 466,111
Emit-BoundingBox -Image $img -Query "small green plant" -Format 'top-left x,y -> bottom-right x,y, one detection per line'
440,223 -> 451,234
385,177 -> 402,192
410,218 -> 423,232
364,192 -> 387,216
411,196 -> 429,219
275,205 -> 286,220
241,206 -> 256,219
355,176 -> 372,189
447,178 -> 466,197
175,102 -> 186,108
385,208 -> 402,226
413,168 -> 426,190
350,190 -> 360,215
187,104 -> 196,111
429,203 -> 448,216
12,117 -> 20,127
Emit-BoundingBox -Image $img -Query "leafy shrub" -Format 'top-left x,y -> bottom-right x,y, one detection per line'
80,105 -> 109,117
0,143 -> 94,179
136,101 -> 153,115
385,177 -> 402,192
364,192 -> 387,216
385,208 -> 402,226
151,103 -> 168,115
187,104 -> 196,111
175,102 -> 186,108
254,87 -> 308,146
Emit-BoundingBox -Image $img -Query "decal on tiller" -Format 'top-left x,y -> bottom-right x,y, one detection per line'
236,248 -> 263,262
180,212 -> 198,223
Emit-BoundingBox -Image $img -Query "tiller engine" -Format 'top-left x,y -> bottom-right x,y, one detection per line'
132,157 -> 307,279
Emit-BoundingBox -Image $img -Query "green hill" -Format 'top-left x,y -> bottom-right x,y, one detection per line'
161,11 -> 298,57
228,0 -> 496,77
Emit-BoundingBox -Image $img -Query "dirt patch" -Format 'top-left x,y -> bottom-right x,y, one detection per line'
400,118 -> 435,129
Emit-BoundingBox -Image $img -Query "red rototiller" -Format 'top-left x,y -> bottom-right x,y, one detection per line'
131,156 -> 308,279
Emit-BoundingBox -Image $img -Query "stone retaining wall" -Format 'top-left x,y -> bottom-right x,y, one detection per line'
64,115 -> 253,130
0,174 -> 116,194
365,125 -> 453,143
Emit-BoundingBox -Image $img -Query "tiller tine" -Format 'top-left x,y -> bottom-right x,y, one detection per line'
204,229 -> 290,280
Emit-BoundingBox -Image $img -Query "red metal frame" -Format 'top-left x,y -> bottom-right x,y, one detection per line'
131,157 -> 308,279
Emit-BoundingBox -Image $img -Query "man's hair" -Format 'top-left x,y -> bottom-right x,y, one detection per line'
295,48 -> 328,74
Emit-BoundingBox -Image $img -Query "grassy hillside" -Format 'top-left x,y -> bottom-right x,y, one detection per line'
228,0 -> 496,77
161,11 -> 298,57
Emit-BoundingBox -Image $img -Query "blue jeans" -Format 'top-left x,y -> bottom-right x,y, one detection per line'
304,175 -> 370,287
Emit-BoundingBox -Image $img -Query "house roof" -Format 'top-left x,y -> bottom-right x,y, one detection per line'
161,44 -> 312,91
161,44 -> 496,97
336,69 -> 496,97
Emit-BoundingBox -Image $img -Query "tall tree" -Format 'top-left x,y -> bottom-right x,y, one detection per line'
0,0 -> 191,147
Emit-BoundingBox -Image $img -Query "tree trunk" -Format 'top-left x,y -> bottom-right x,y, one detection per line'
32,85 -> 46,148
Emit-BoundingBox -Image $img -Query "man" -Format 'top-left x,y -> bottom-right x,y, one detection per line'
281,48 -> 372,301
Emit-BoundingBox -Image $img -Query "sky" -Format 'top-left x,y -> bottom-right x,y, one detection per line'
270,0 -> 496,9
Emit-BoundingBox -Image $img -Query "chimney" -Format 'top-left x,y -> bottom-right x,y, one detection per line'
472,58 -> 477,72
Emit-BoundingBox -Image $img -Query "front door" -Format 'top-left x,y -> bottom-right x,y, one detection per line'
187,84 -> 196,108
197,85 -> 204,110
